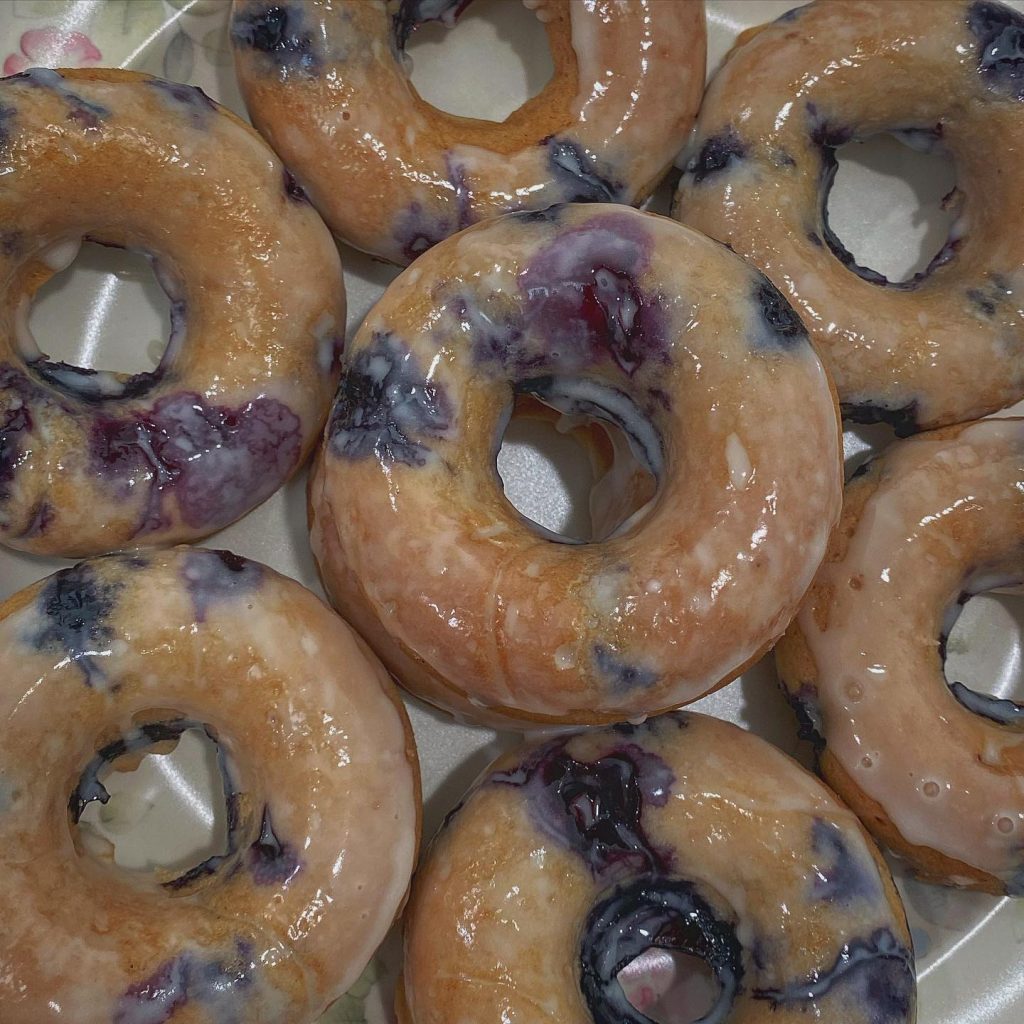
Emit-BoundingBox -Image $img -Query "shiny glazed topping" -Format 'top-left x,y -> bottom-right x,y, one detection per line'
673,0 -> 1024,433
230,0 -> 706,263
0,547 -> 420,1023
0,68 -> 344,557
400,712 -> 916,1024
309,204 -> 842,727
777,418 -> 1024,894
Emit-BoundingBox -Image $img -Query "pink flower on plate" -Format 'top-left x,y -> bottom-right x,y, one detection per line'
3,28 -> 102,77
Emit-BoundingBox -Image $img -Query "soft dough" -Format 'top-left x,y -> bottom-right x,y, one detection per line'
400,712 -> 916,1024
309,204 -> 842,727
0,547 -> 420,1023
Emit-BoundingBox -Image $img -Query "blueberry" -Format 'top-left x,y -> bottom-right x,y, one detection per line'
247,806 -> 301,885
968,1 -> 1024,100
545,136 -> 622,203
752,278 -> 809,349
592,643 -> 658,690
231,3 -> 320,76
181,548 -> 263,622
282,168 -> 307,202
783,682 -> 826,753
685,128 -> 746,185
839,400 -> 919,437
810,818 -> 884,905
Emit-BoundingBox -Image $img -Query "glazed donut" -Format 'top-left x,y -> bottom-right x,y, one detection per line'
776,418 -> 1024,895
309,204 -> 843,726
230,0 -> 706,264
400,712 -> 916,1024
672,0 -> 1024,434
0,547 -> 419,1023
0,67 -> 344,557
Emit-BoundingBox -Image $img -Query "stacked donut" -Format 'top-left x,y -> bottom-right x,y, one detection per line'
0,1 -> 1022,1022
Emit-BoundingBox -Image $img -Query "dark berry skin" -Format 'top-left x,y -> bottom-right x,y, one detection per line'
753,279 -> 809,350
581,878 -> 744,1024
247,806 -> 301,885
30,564 -> 122,687
283,168 -> 307,202
810,818 -> 884,905
181,548 -> 263,622
546,137 -> 623,203
839,400 -> 920,437
685,128 -> 747,184
231,3 -> 319,76
328,332 -> 452,466
592,643 -> 658,689
968,1 -> 1024,100
147,79 -> 217,122
783,682 -> 826,755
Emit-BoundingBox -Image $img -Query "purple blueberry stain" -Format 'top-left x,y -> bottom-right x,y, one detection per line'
13,67 -> 109,129
684,127 -> 747,185
90,391 -> 302,536
783,681 -> 826,754
968,1 -> 1024,100
392,0 -> 473,50
113,940 -> 256,1024
328,332 -> 453,466
29,359 -> 164,402
393,201 -> 449,263
231,3 -> 321,77
518,213 -> 669,376
809,818 -> 884,906
28,563 -> 122,687
283,168 -> 308,203
247,806 -> 302,886
0,365 -> 38,508
545,136 -> 623,203
147,79 -> 217,125
181,548 -> 263,623
751,278 -> 810,351
580,878 -> 743,1024
592,643 -> 658,690
491,735 -> 675,879
0,229 -> 21,256
753,927 -> 915,1024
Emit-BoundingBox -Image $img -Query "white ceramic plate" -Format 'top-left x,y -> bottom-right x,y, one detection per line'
1,2 -> 1022,1022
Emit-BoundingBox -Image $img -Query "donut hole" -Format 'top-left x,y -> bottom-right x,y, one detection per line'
496,391 -> 658,543
405,0 -> 554,123
74,724 -> 231,882
942,587 -> 1024,711
825,133 -> 957,284
25,239 -> 174,377
617,948 -> 721,1024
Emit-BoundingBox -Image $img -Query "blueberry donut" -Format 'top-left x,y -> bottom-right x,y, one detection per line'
230,0 -> 706,264
0,67 -> 344,557
309,204 -> 843,726
672,0 -> 1024,434
0,547 -> 420,1023
777,418 -> 1024,895
399,712 -> 916,1024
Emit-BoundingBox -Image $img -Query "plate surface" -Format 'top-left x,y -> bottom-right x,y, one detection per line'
0,2 -> 1022,1022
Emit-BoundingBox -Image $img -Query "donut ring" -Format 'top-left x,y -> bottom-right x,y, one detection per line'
0,67 -> 344,557
309,204 -> 842,727
776,418 -> 1024,895
400,712 -> 916,1024
672,0 -> 1024,434
230,0 -> 706,264
0,547 -> 420,1023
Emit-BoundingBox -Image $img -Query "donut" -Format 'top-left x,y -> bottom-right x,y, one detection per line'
309,204 -> 843,726
0,67 -> 345,557
672,0 -> 1024,435
399,712 -> 916,1024
230,0 -> 706,264
0,546 -> 420,1023
776,417 -> 1024,895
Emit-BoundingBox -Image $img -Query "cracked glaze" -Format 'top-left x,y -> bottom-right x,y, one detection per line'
0,547 -> 419,1024
231,0 -> 705,263
401,713 -> 915,1024
673,0 -> 1024,432
0,68 -> 344,557
777,418 -> 1024,893
310,205 -> 842,726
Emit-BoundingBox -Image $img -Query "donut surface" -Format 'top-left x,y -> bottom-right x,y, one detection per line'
309,204 -> 842,727
400,712 -> 916,1024
0,547 -> 419,1023
777,418 -> 1024,895
0,67 -> 344,557
673,0 -> 1024,434
230,0 -> 706,264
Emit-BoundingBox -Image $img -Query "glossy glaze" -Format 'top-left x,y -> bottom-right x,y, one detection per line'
0,548 -> 420,1023
777,418 -> 1024,894
400,712 -> 915,1024
309,204 -> 843,727
673,0 -> 1024,432
230,0 -> 706,264
0,68 -> 344,557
